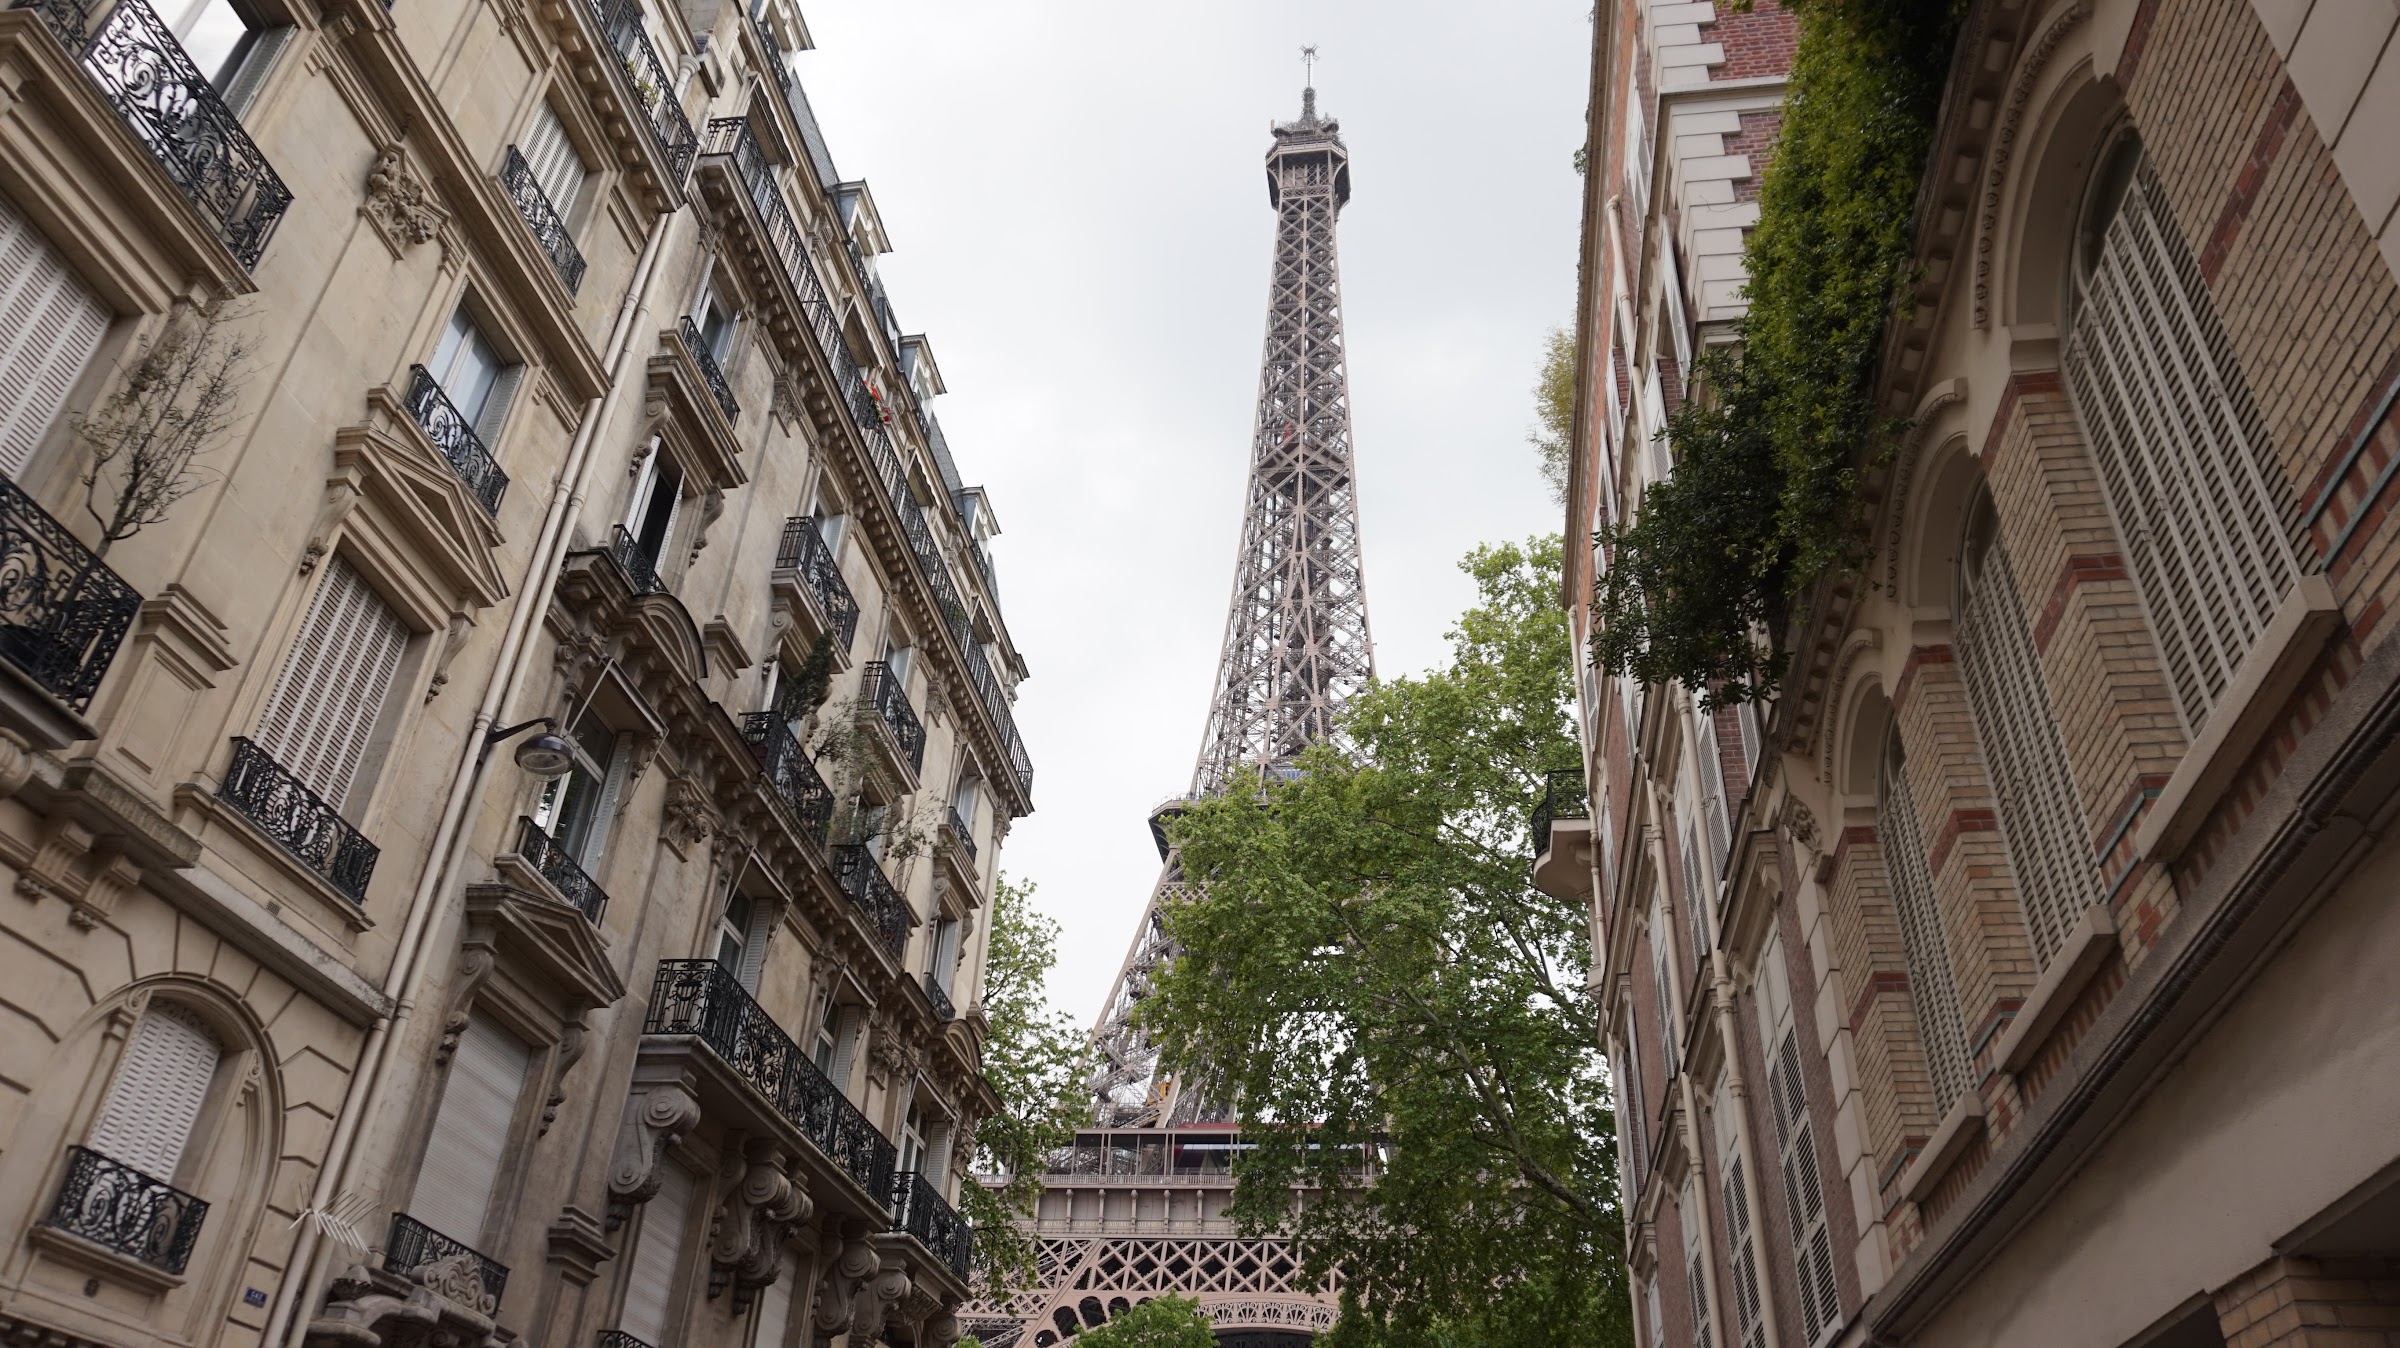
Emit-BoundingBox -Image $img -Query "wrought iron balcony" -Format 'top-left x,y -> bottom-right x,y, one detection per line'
678,315 -> 738,424
1530,768 -> 1589,859
500,145 -> 586,294
598,1333 -> 658,1348
15,0 -> 290,268
515,815 -> 607,923
219,737 -> 378,903
586,0 -> 696,183
0,476 -> 140,714
831,845 -> 909,962
44,1144 -> 207,1274
774,517 -> 859,648
643,959 -> 898,1201
922,970 -> 955,1022
739,712 -> 833,840
403,366 -> 508,515
384,1212 -> 507,1315
858,661 -> 924,776
948,803 -> 976,863
610,525 -> 666,595
887,1170 -> 970,1280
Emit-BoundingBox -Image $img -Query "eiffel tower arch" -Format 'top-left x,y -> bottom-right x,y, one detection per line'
961,83 -> 1373,1348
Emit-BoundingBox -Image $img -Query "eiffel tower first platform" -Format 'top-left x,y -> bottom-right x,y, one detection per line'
960,81 -> 1375,1348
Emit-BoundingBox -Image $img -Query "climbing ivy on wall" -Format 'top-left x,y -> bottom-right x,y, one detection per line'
1590,0 -> 1965,707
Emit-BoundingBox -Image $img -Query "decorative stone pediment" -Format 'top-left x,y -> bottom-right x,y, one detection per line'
304,1260 -> 515,1348
645,330 -> 748,493
321,390 -> 512,614
459,881 -> 624,1008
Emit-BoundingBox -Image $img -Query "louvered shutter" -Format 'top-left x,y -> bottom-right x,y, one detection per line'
576,732 -> 630,870
737,902 -> 774,992
1621,1023 -> 1647,1194
1877,734 -> 1972,1114
254,557 -> 410,808
2065,155 -> 2298,732
88,1005 -> 220,1179
1721,1154 -> 1765,1348
521,104 -> 587,221
473,365 -> 523,444
752,1248 -> 800,1348
828,1006 -> 862,1095
0,195 -> 107,479
219,25 -> 294,112
1771,1031 -> 1839,1343
1682,1180 -> 1715,1348
411,1014 -> 530,1246
620,1159 -> 696,1343
1688,1249 -> 1715,1348
1649,905 -> 1678,1079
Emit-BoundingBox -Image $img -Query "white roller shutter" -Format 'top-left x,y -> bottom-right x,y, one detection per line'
0,194 -> 107,479
411,1014 -> 529,1246
255,557 -> 410,808
522,104 -> 588,220
88,1005 -> 221,1180
752,1248 -> 799,1348
619,1160 -> 697,1344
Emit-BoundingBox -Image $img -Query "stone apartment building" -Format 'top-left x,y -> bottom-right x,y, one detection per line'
1551,1 -> 2400,1346
0,0 -> 1030,1344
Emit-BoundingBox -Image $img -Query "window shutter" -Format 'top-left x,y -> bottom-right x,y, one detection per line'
619,1159 -> 696,1344
1680,827 -> 1708,980
752,1248 -> 800,1348
0,194 -> 107,479
1688,1248 -> 1715,1348
1876,737 -> 1972,1115
1771,1031 -> 1838,1343
1682,1180 -> 1715,1348
1649,906 -> 1677,1079
88,1005 -> 220,1180
411,1013 -> 530,1246
473,364 -> 524,445
255,557 -> 411,808
522,104 -> 587,220
828,1007 -> 861,1094
219,25 -> 293,114
577,732 -> 631,870
1720,1153 -> 1765,1348
737,902 -> 774,992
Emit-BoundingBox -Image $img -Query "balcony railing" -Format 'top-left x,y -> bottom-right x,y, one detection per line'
1530,768 -> 1590,859
44,1144 -> 207,1274
403,366 -> 508,516
16,0 -> 290,268
219,737 -> 378,902
859,661 -> 925,776
500,145 -> 586,294
739,712 -> 832,840
887,1170 -> 970,1279
775,517 -> 859,648
598,1334 -> 658,1348
610,525 -> 666,595
948,804 -> 976,863
643,959 -> 898,1201
831,845 -> 908,962
586,0 -> 696,183
515,815 -> 607,923
384,1212 -> 507,1314
0,476 -> 140,713
677,315 -> 739,425
922,970 -> 955,1023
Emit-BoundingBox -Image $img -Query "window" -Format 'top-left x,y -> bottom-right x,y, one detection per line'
714,883 -> 774,991
2064,127 -> 2300,731
430,304 -> 521,442
531,705 -> 629,868
1681,1179 -> 1715,1348
412,1013 -> 530,1246
1680,823 -> 1709,982
520,103 -> 588,224
255,556 -> 411,810
812,489 -> 847,552
1619,1024 -> 1648,1196
898,1100 -> 929,1178
0,194 -> 107,479
155,0 -> 287,103
1715,1079 -> 1766,1348
812,995 -> 860,1092
809,989 -> 840,1072
693,284 -> 737,363
619,1159 -> 696,1344
882,637 -> 913,686
1756,932 -> 1839,1344
927,915 -> 962,984
1648,899 -> 1678,1079
88,1004 -> 221,1180
1954,486 -> 2101,967
625,443 -> 684,571
752,1248 -> 800,1348
1876,729 -> 1972,1114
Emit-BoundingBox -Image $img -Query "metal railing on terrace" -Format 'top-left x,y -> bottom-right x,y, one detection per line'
500,145 -> 586,294
739,711 -> 833,841
1530,768 -> 1589,860
0,476 -> 140,713
678,314 -> 739,425
385,1212 -> 506,1314
584,0 -> 696,183
44,1144 -> 207,1273
219,737 -> 378,902
402,366 -> 508,515
514,815 -> 608,923
831,844 -> 909,962
859,660 -> 924,775
774,516 -> 859,648
887,1170 -> 970,1279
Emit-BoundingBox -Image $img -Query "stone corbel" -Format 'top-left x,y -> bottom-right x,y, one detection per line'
707,1139 -> 812,1311
687,487 -> 727,564
661,774 -> 718,858
848,1259 -> 912,1343
809,1224 -> 880,1338
70,848 -> 143,930
539,1001 -> 592,1135
434,947 -> 498,1064
606,1080 -> 703,1230
425,614 -> 474,703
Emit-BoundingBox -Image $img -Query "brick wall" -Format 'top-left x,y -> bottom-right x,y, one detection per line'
1821,826 -> 1937,1246
1697,0 -> 1797,82
1728,109 -> 1782,205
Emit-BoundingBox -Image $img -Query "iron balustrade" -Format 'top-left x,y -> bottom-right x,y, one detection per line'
14,0 -> 290,268
948,803 -> 975,863
598,1334 -> 659,1348
921,970 -> 955,1022
610,525 -> 667,594
219,737 -> 379,902
585,0 -> 695,183
1530,768 -> 1589,859
643,959 -> 898,1201
738,712 -> 833,840
858,661 -> 925,776
515,815 -> 608,923
500,145 -> 586,294
403,366 -> 509,515
44,1144 -> 207,1274
831,845 -> 909,962
678,314 -> 739,424
0,475 -> 140,713
384,1212 -> 508,1312
774,517 -> 859,648
887,1170 -> 970,1279
702,118 -> 818,304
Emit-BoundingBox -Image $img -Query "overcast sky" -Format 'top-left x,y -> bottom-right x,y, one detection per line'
795,1 -> 1592,1027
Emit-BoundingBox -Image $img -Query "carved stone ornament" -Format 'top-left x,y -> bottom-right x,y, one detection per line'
707,1141 -> 813,1311
1780,797 -> 1821,853
662,774 -> 717,856
413,1252 -> 498,1316
606,1081 -> 704,1230
360,144 -> 448,255
868,1024 -> 920,1084
540,1006 -> 592,1135
811,1227 -> 884,1336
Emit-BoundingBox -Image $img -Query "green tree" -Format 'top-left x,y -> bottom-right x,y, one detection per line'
1530,326 -> 1577,505
1145,537 -> 1632,1348
1063,1295 -> 1218,1348
960,875 -> 1084,1291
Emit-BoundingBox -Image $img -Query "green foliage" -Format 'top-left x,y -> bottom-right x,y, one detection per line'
1531,327 -> 1578,506
1067,1295 -> 1218,1348
959,875 -> 1084,1292
1146,538 -> 1632,1348
1591,0 -> 1963,706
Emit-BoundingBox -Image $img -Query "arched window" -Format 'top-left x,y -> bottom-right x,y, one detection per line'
89,1003 -> 222,1180
2064,127 -> 2300,730
1876,730 -> 1971,1113
1954,486 -> 2103,965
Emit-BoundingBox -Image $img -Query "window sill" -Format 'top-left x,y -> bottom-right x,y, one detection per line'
1993,903 -> 2118,1074
28,1222 -> 185,1296
1899,1088 -> 1985,1206
2137,575 -> 2341,862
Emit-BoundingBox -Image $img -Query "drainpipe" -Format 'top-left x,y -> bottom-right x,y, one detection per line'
263,205 -> 683,1348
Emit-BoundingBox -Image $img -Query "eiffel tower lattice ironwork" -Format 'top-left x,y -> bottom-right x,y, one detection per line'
959,83 -> 1373,1348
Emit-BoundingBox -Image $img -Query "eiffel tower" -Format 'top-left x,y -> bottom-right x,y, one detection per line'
960,78 -> 1374,1348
